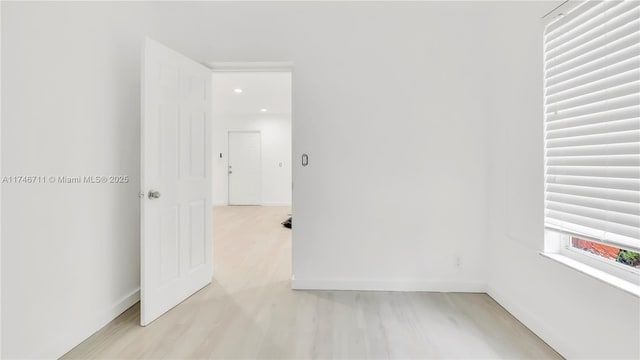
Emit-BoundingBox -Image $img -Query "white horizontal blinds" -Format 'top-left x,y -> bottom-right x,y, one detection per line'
544,0 -> 640,252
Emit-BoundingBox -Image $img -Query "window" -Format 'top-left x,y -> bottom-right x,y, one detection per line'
543,0 -> 640,285
571,236 -> 640,268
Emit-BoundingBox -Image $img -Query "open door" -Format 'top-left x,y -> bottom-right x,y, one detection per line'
141,38 -> 213,326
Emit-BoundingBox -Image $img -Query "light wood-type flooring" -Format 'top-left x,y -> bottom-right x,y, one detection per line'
63,206 -> 562,359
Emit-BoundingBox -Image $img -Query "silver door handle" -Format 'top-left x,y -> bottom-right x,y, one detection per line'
302,153 -> 309,167
148,190 -> 161,199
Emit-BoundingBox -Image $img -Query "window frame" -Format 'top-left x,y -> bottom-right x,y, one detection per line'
543,230 -> 640,295
541,0 -> 640,291
559,233 -> 640,285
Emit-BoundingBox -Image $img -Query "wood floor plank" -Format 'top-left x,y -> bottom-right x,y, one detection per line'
62,206 -> 563,359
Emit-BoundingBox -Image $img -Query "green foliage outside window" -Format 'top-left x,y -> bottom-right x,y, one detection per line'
617,250 -> 640,267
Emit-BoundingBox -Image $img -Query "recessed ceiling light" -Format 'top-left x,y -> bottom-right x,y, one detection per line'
260,108 -> 268,112
234,88 -> 243,93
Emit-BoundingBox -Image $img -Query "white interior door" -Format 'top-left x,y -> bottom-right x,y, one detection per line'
228,131 -> 261,205
141,38 -> 213,326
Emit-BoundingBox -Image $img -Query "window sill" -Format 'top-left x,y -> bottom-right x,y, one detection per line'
540,252 -> 640,298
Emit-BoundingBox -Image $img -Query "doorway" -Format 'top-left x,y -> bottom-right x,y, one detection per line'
210,69 -> 293,287
211,71 -> 292,207
140,41 -> 294,326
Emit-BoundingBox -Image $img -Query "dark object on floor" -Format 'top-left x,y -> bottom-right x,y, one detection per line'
282,217 -> 292,229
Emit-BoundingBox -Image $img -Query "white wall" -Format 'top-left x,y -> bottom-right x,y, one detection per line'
2,3 -> 493,356
484,3 -> 640,359
213,114 -> 292,206
2,4 -> 144,358
3,1 -> 638,359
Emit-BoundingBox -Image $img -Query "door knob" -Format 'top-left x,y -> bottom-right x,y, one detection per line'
148,190 -> 161,199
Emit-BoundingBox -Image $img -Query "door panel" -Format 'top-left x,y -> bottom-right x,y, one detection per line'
141,38 -> 213,326
189,199 -> 206,269
228,131 -> 261,205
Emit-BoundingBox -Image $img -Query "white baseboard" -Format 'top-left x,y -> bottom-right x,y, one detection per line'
261,202 -> 292,206
41,288 -> 140,359
487,286 -> 567,359
292,277 -> 486,292
213,202 -> 291,207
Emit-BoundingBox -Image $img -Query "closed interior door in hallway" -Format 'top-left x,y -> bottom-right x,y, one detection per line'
63,206 -> 562,359
228,132 -> 261,205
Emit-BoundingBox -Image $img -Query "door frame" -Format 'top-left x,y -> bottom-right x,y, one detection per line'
227,130 -> 262,206
207,61 -> 294,73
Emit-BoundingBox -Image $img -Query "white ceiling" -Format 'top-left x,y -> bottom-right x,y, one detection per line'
212,72 -> 292,115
